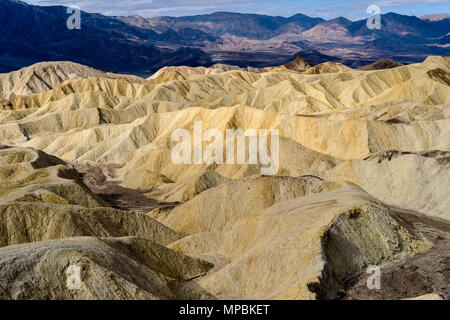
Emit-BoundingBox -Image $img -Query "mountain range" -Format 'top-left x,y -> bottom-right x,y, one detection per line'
1,0 -> 449,76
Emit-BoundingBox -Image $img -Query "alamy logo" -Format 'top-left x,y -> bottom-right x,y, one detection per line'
171,121 -> 280,175
366,265 -> 381,290
66,265 -> 81,290
66,5 -> 81,30
367,5 -> 381,30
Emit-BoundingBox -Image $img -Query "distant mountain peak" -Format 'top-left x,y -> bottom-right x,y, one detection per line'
1,0 -> 448,74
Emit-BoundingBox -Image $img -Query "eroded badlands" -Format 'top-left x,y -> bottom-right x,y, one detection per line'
0,56 -> 448,299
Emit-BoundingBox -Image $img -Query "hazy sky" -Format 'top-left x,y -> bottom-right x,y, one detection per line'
24,0 -> 450,20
